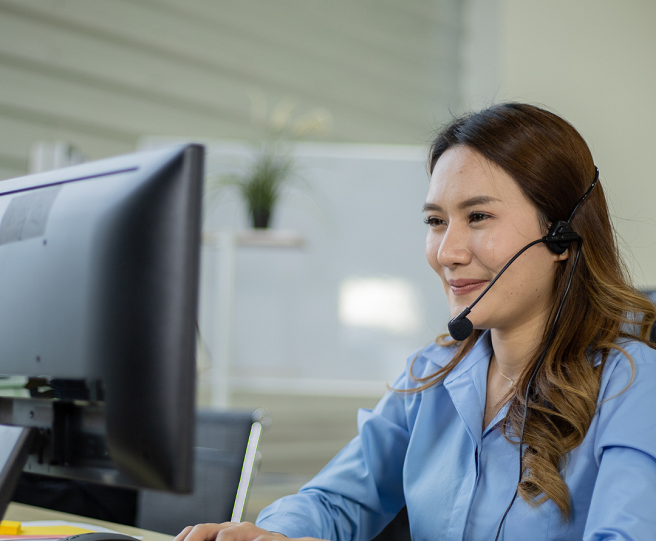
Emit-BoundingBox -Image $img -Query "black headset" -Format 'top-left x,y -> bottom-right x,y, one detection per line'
440,167 -> 599,540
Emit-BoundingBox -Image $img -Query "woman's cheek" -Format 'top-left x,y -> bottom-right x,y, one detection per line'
425,233 -> 441,271
475,232 -> 509,271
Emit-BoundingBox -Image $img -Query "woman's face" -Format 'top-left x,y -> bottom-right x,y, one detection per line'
425,145 -> 562,334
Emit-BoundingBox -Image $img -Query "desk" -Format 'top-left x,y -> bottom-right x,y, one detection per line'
4,503 -> 173,541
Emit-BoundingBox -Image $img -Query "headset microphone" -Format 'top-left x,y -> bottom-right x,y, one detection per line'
448,308 -> 473,342
447,168 -> 599,341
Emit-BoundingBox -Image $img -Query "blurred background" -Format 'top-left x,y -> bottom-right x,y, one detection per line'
1,0 -> 655,523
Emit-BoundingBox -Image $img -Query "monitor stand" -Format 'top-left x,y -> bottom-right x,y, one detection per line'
0,425 -> 36,519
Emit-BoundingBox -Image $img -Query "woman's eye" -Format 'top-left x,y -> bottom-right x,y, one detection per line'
423,216 -> 445,227
469,212 -> 490,223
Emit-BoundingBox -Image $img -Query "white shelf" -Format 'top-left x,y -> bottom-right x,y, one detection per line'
202,229 -> 305,248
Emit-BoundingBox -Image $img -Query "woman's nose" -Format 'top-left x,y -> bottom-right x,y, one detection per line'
436,225 -> 472,268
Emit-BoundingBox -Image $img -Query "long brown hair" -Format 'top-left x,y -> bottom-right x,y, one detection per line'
412,103 -> 656,519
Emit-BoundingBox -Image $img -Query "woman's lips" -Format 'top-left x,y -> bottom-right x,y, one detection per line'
448,279 -> 488,296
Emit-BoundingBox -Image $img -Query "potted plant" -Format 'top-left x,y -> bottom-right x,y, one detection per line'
218,144 -> 295,229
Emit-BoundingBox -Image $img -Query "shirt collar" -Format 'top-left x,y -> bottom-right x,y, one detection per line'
441,331 -> 494,447
443,330 -> 493,386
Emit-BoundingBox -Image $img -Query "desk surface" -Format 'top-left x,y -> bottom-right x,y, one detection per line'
5,503 -> 174,541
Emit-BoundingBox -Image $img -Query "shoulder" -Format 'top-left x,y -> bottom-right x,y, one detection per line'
591,338 -> 656,460
598,339 -> 656,399
608,338 -> 656,364
379,339 -> 457,404
371,339 -> 460,433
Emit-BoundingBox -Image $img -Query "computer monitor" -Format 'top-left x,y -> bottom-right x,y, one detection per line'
0,144 -> 203,518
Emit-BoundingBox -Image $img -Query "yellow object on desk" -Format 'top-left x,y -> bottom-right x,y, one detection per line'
19,525 -> 93,536
0,522 -> 21,535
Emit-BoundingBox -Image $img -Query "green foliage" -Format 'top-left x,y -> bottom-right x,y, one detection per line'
224,149 -> 294,214
210,144 -> 297,227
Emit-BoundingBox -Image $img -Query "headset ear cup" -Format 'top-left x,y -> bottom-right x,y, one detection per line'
546,221 -> 576,255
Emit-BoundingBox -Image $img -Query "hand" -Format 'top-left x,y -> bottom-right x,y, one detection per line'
174,522 -> 329,541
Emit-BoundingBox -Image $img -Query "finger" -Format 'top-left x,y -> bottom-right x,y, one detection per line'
252,537 -> 327,541
215,522 -> 266,541
181,523 -> 237,541
174,525 -> 194,541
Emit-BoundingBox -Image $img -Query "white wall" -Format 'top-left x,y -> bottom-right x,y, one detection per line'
460,0 -> 501,110
0,0 -> 462,181
462,0 -> 656,286
206,142 -> 449,394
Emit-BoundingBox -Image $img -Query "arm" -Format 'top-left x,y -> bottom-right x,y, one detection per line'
255,371 -> 416,541
173,401 -> 409,541
172,416 -> 405,541
175,346 -> 437,541
583,347 -> 656,540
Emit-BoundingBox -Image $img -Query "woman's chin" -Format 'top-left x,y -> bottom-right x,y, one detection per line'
448,304 -> 468,319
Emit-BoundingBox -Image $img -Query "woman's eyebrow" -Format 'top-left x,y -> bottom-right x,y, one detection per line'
458,195 -> 500,209
422,195 -> 500,213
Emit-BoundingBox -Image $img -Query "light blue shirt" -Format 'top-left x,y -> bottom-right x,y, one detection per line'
256,331 -> 656,540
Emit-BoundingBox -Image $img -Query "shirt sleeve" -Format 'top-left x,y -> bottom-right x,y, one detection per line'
255,369 -> 417,541
583,346 -> 656,540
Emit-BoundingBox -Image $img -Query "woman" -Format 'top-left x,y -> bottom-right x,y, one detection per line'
176,103 -> 656,540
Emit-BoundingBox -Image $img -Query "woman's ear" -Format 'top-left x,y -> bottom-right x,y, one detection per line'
554,249 -> 569,262
546,220 -> 578,261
